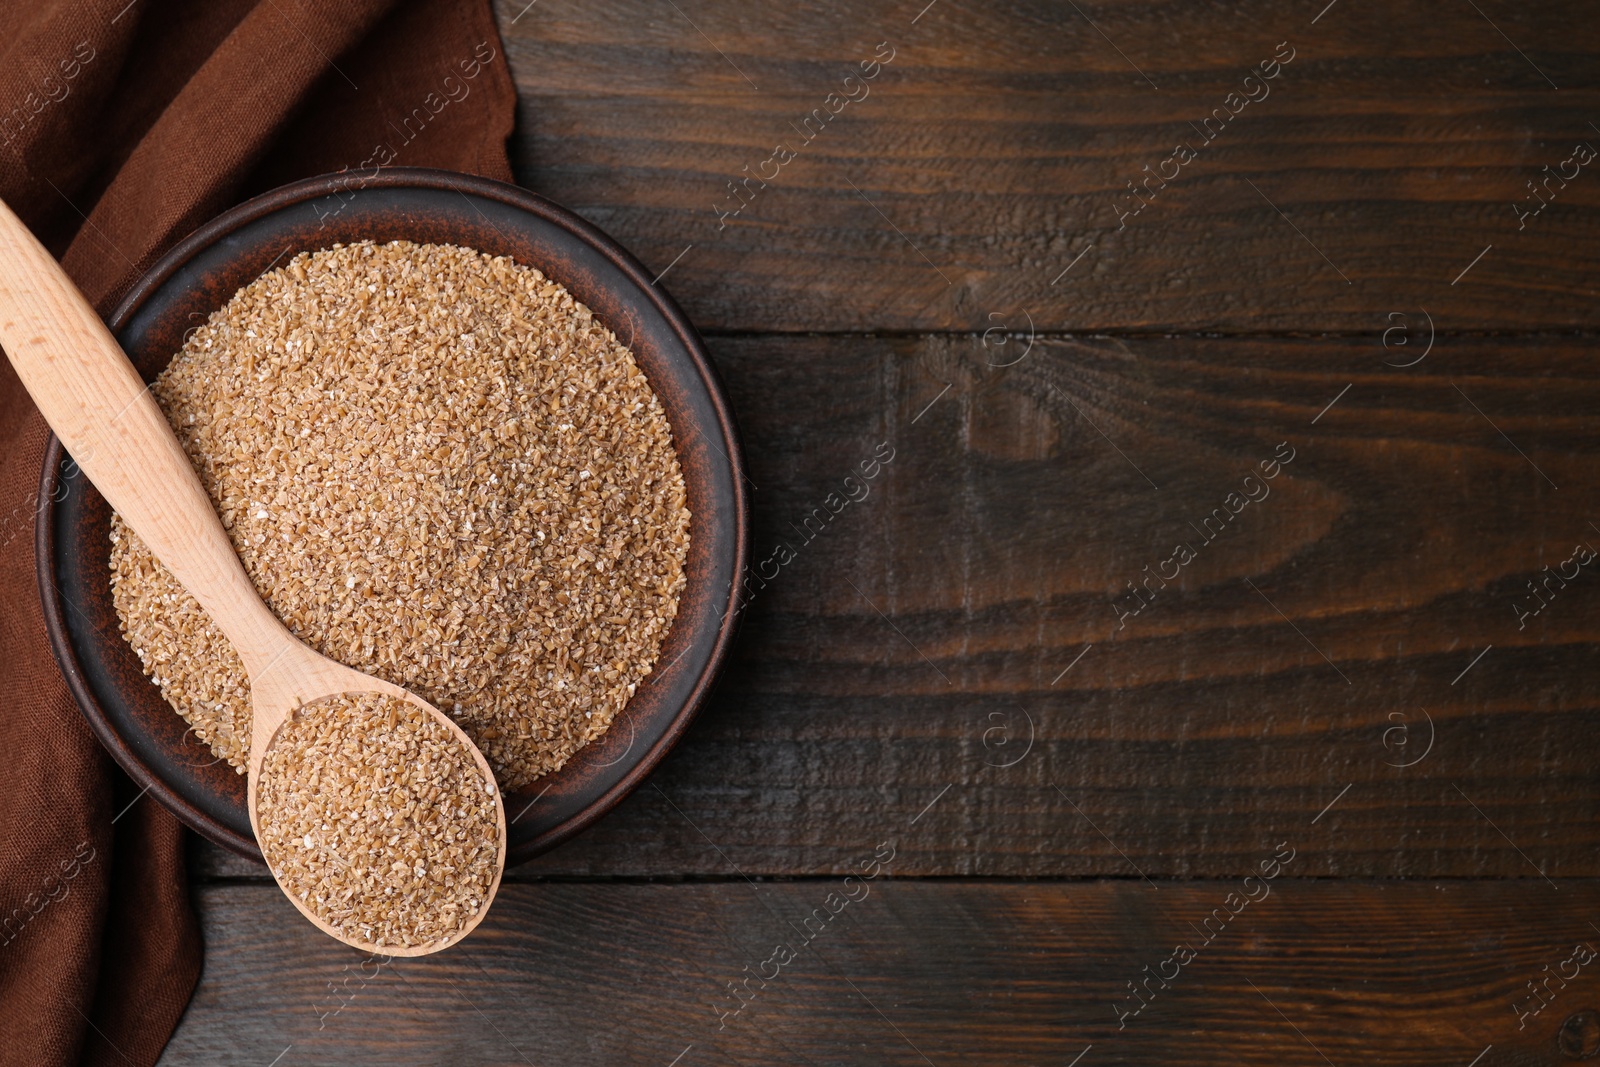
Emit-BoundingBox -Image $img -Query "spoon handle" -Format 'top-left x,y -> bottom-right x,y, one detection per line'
0,197 -> 296,677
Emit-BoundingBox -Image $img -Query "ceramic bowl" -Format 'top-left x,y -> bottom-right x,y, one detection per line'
36,168 -> 747,863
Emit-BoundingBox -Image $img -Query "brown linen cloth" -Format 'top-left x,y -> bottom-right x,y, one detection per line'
0,2 -> 516,1063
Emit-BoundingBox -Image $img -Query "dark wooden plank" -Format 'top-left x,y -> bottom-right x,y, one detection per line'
195,332 -> 1600,881
162,880 -> 1600,1065
496,0 -> 1600,332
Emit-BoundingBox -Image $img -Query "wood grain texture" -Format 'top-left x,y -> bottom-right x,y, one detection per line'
167,14 -> 1600,1061
496,0 -> 1600,332
160,880 -> 1600,1066
192,332 -> 1600,880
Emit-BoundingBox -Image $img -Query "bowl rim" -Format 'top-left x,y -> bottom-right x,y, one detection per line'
36,167 -> 748,864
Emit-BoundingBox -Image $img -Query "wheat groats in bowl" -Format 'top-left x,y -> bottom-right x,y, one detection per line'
38,170 -> 748,864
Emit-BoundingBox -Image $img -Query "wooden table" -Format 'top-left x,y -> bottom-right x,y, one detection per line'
159,1 -> 1600,1063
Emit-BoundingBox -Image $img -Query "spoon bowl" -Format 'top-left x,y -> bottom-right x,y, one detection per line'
245,660 -> 507,956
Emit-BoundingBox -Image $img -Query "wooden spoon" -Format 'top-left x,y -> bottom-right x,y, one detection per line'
0,198 -> 505,956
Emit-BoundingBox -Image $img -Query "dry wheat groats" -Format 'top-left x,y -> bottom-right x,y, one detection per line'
256,691 -> 500,947
109,240 -> 691,792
